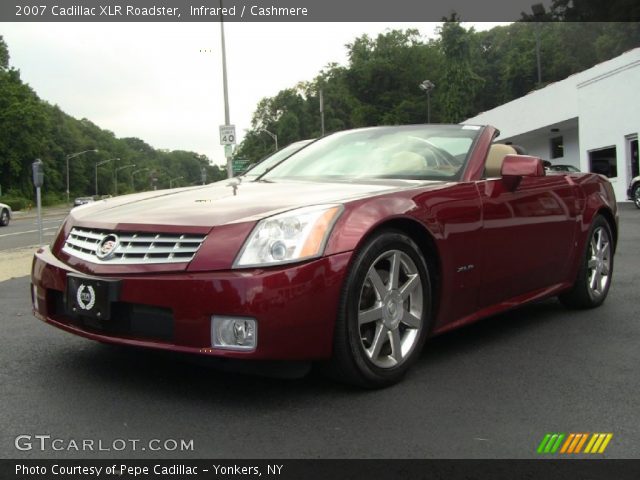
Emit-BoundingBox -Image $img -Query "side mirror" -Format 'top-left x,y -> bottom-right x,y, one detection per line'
501,154 -> 545,190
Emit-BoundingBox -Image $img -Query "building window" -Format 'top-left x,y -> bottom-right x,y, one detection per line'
589,147 -> 617,178
550,136 -> 564,159
629,136 -> 639,179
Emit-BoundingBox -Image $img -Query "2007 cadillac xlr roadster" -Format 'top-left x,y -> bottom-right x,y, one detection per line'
31,125 -> 617,387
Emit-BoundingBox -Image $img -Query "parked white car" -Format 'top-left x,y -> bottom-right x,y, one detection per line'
628,176 -> 640,209
0,202 -> 12,226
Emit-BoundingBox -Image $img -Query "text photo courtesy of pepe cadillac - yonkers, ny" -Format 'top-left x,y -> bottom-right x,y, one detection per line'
1,0 -> 640,479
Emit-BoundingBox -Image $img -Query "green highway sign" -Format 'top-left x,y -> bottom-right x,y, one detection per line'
232,158 -> 251,175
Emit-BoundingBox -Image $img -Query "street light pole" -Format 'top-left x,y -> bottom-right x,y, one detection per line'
65,149 -> 98,203
319,89 -> 325,136
419,80 -> 435,124
531,3 -> 545,86
220,0 -> 233,179
169,176 -> 183,188
95,158 -> 118,196
131,168 -> 149,190
263,129 -> 278,152
535,27 -> 541,85
114,164 -> 135,196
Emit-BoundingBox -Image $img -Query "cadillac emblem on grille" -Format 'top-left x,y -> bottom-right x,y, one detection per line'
96,234 -> 119,260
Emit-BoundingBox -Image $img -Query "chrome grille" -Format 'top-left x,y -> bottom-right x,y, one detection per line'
62,228 -> 206,264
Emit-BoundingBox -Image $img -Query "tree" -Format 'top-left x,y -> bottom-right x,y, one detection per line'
437,17 -> 483,123
0,36 -> 9,69
2,22 -> 637,205
0,43 -> 221,205
547,0 -> 640,21
234,21 -> 638,160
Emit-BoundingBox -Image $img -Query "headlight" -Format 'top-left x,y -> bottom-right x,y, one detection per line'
234,204 -> 343,268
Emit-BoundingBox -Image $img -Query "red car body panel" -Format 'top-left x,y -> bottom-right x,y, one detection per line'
31,125 -> 618,361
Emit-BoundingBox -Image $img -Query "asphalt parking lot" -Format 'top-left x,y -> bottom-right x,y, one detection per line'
1,204 -> 638,459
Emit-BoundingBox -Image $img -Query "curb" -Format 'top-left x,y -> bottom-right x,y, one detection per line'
12,209 -> 70,221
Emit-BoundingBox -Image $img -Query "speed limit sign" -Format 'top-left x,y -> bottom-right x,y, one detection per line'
219,125 -> 236,145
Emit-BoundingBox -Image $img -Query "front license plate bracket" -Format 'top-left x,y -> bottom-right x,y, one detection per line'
66,274 -> 121,321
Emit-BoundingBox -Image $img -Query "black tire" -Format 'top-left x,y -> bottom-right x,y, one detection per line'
633,184 -> 640,209
559,215 -> 614,309
325,230 -> 432,388
0,209 -> 9,227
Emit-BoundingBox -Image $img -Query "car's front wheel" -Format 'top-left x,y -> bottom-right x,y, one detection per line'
633,184 -> 640,209
327,230 -> 432,388
559,215 -> 613,309
0,209 -> 9,227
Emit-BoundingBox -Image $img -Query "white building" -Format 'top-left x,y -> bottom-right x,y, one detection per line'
464,47 -> 640,201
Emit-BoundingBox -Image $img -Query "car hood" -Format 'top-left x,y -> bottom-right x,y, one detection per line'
70,178 -> 443,230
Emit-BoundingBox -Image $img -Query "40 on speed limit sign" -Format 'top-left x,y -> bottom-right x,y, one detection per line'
219,125 -> 236,145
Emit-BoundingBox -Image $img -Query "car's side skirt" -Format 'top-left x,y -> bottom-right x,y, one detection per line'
430,281 -> 573,337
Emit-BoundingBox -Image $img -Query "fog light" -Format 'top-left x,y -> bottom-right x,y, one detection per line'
211,316 -> 257,351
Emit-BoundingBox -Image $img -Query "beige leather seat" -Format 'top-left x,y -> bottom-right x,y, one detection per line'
382,151 -> 427,175
485,144 -> 517,177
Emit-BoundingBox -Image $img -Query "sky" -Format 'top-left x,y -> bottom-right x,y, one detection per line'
0,22 -> 509,166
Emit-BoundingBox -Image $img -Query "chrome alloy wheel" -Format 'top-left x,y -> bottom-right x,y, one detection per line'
586,226 -> 612,300
0,211 -> 7,225
357,250 -> 424,369
634,185 -> 640,209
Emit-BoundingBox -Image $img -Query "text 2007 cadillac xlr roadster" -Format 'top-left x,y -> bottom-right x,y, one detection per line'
31,125 -> 617,387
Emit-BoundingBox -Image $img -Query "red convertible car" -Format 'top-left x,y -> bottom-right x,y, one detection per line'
31,125 -> 617,387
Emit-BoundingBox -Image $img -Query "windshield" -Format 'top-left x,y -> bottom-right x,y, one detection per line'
244,140 -> 313,178
262,125 -> 481,181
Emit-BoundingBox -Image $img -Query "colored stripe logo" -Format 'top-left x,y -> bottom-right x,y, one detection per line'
537,433 -> 613,454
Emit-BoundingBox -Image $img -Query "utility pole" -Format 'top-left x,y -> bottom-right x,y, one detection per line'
32,159 -> 44,246
220,0 -> 233,178
263,129 -> 278,152
531,3 -> 545,86
65,149 -> 98,203
115,164 -> 135,196
95,158 -> 118,196
319,89 -> 325,136
419,80 -> 435,124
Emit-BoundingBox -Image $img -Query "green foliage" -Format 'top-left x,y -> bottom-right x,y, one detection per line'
1,21 -> 638,197
547,0 -> 640,21
41,192 -> 65,207
0,36 -> 9,70
438,18 -> 483,123
0,49 -> 226,202
0,195 -> 30,211
235,20 -> 639,163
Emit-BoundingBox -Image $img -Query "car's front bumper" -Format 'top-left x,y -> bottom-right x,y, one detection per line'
31,247 -> 351,360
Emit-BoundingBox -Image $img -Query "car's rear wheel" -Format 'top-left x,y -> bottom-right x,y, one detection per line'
633,184 -> 640,209
559,215 -> 613,309
327,230 -> 432,388
0,209 -> 9,227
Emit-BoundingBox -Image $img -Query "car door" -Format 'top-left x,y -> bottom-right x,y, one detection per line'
477,174 -> 578,308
